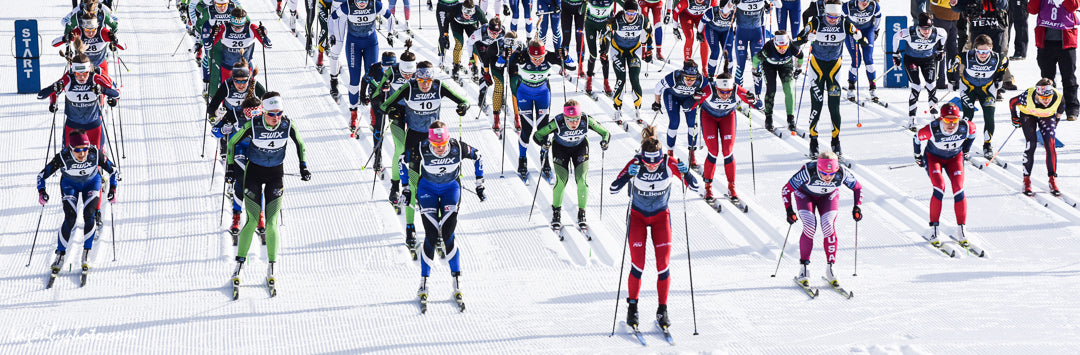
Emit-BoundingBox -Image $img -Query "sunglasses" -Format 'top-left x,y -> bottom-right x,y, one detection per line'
826,14 -> 841,20
417,77 -> 433,85
717,88 -> 733,95
941,116 -> 960,124
73,147 -> 90,153
431,139 -> 449,148
625,11 -> 638,16
818,169 -> 837,177
974,49 -> 992,55
234,79 -> 249,84
267,111 -> 283,117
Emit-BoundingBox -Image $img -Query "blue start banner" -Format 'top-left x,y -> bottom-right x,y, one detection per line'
15,19 -> 41,94
884,16 -> 908,89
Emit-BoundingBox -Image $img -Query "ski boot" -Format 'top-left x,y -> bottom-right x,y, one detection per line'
824,262 -> 838,286
603,79 -> 613,97
577,208 -> 589,237
809,137 -> 820,157
657,50 -> 665,62
795,259 -> 811,286
656,304 -> 671,328
550,206 -> 562,231
1049,176 -> 1062,197
316,51 -> 325,73
79,248 -> 91,287
540,159 -> 553,182
230,211 -> 242,246
927,222 -> 942,246
451,63 -> 462,82
585,76 -> 594,98
982,142 -> 993,160
349,108 -> 359,133
613,103 -> 625,126
257,213 -> 266,245
787,115 -> 796,131
703,182 -> 715,204
405,224 -> 417,256
727,181 -> 739,201
577,64 -> 585,78
389,180 -> 400,205
231,257 -> 245,300
266,261 -> 277,297
626,298 -> 639,328
908,114 -> 918,132
688,148 -> 699,171
492,112 -> 502,135
955,224 -> 969,246
47,250 -> 66,288
764,114 -> 775,132
330,75 -> 340,102
1023,175 -> 1034,196
276,0 -> 283,17
417,276 -> 429,312
564,53 -> 576,68
846,81 -> 856,101
517,156 -> 529,181
453,272 -> 465,312
831,137 -> 842,157
514,113 -> 522,132
868,81 -> 879,101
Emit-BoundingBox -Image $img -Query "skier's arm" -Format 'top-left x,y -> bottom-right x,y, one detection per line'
227,121 -> 254,165
463,29 -> 482,60
38,75 -> 70,104
459,141 -> 484,179
99,154 -> 118,187
440,82 -> 470,106
665,156 -> 696,188
913,125 -> 931,155
587,115 -> 611,143
841,168 -> 863,206
993,56 -> 1010,86
532,119 -> 558,143
251,24 -> 272,48
781,166 -> 809,209
93,74 -> 120,98
609,158 -> 638,193
207,81 -> 228,116
289,122 -> 308,164
963,121 -> 978,152
379,84 -> 410,112
36,153 -> 64,190
653,74 -> 673,96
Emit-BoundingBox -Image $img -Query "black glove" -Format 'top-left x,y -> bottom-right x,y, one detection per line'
38,188 -> 49,205
692,89 -> 704,101
107,186 -> 116,203
934,51 -> 945,62
696,32 -> 704,42
258,24 -> 268,41
1011,116 -> 1022,128
786,206 -> 797,225
892,54 -> 902,67
752,67 -> 763,78
503,4 -> 511,16
652,102 -> 662,112
108,98 -> 118,107
456,103 -> 469,116
439,34 -> 450,49
643,48 -> 653,63
360,92 -> 370,106
852,206 -> 863,221
52,80 -> 63,93
49,103 -> 58,113
793,68 -> 802,79
475,179 -> 486,201
300,162 -> 312,181
745,92 -> 756,102
915,154 -> 925,168
225,164 -> 237,183
90,84 -> 101,95
600,139 -> 609,151
107,31 -> 118,44
62,31 -> 73,43
663,10 -> 672,24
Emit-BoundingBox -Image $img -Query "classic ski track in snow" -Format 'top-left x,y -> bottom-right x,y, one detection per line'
3,1 -> 1080,353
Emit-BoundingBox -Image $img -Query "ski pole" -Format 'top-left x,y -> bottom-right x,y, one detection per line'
261,22 -> 270,91
770,223 -> 794,277
201,113 -> 210,158
527,154 -> 543,221
793,54 -> 811,132
500,104 -> 508,177
111,201 -> 117,262
45,110 -> 58,163
171,33 -> 187,56
855,43 -> 862,128
210,143 -> 220,189
985,126 -> 1018,167
220,178 -> 228,226
746,103 -> 756,195
888,163 -> 915,170
609,188 -> 633,337
682,182 -> 699,335
370,115 -> 388,199
599,148 -> 605,221
852,220 -> 858,277
27,206 -> 46,267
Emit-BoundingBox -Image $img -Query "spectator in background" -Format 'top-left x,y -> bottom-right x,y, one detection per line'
931,0 -> 962,89
1029,0 -> 1079,121
955,0 -> 1017,97
913,0 -> 929,19
1010,0 -> 1030,60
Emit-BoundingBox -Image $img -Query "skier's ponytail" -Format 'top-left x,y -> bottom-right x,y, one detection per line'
641,125 -> 660,153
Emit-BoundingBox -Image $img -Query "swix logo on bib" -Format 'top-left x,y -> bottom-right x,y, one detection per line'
846,2 -> 876,26
81,33 -> 108,65
703,91 -> 740,117
65,82 -> 98,107
253,122 -> 289,150
923,120 -> 972,157
631,160 -> 674,213
521,62 -> 552,88
687,1 -> 710,15
59,148 -> 102,182
906,28 -> 939,51
346,2 -> 381,37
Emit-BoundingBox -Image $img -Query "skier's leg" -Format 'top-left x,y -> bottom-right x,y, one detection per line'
905,58 -> 922,117
651,210 -> 672,305
551,145 -> 570,209
1039,116 -> 1060,178
764,64 -> 779,117
58,183 -> 78,253
263,167 -> 285,262
663,91 -> 681,150
390,112 -> 407,187
926,154 -> 946,225
794,192 -> 817,261
417,183 -> 439,277
238,168 -> 264,261
612,52 -> 628,107
944,155 -> 967,225
346,39 -> 362,107
629,59 -> 643,108
818,193 -> 840,264
701,111 -> 721,184
79,184 -> 101,250
441,185 -> 462,273
680,16 -> 694,64
808,58 -> 825,138
706,31 -> 721,76
404,130 -> 425,225
824,60 -> 842,139
1021,114 -> 1039,176
979,92 -> 996,144
720,111 -> 737,185
627,209 -> 647,301
571,144 -> 590,209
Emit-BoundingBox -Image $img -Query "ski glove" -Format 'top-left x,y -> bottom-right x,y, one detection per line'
600,139 -> 609,151
677,160 -> 689,173
300,162 -> 312,181
1011,116 -> 1021,128
852,30 -> 862,41
793,68 -> 802,79
225,165 -> 237,184
456,103 -> 469,116
49,103 -> 58,113
108,98 -> 118,107
360,92 -> 370,106
915,154 -> 925,168
643,48 -> 653,63
107,186 -> 117,204
38,189 -> 49,205
696,32 -> 704,42
628,163 -> 640,177
786,206 -> 797,224
852,205 -> 862,221
892,54 -> 902,67
663,10 -> 672,24
475,178 -> 486,201
652,102 -> 662,112
805,32 -> 816,43
692,89 -> 705,101
503,4 -> 511,16
752,67 -> 762,78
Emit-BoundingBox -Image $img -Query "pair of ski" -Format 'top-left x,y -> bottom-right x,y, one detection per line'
622,321 -> 675,346
519,169 -> 554,186
552,221 -> 593,241
418,291 -> 465,314
968,154 -> 1008,170
231,276 -> 276,300
405,240 -> 447,260
922,234 -> 986,258
770,125 -> 807,139
612,110 -> 645,132
794,276 -> 853,299
46,263 -> 90,289
705,194 -> 749,213
847,95 -> 889,108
